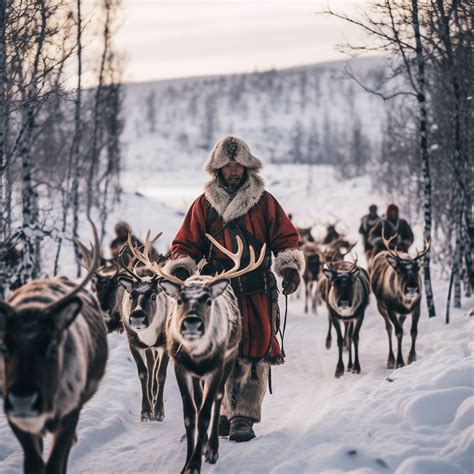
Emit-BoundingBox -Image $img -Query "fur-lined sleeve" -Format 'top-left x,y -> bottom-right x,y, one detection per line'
264,192 -> 305,277
170,195 -> 208,268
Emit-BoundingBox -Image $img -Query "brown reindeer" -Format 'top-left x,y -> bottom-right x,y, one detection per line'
77,241 -> 123,333
370,235 -> 430,368
0,221 -> 108,474
132,233 -> 265,474
320,255 -> 370,378
301,242 -> 324,314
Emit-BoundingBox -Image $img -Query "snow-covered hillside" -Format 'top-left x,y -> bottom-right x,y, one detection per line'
121,58 -> 386,174
1,163 -> 472,474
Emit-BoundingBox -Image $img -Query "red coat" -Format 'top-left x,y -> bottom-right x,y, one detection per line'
171,191 -> 300,364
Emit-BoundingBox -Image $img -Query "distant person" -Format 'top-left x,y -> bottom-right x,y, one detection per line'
369,204 -> 414,254
359,205 -> 380,256
323,224 -> 340,245
110,221 -> 160,264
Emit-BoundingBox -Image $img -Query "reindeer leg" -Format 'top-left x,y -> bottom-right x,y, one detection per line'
352,314 -> 364,374
175,366 -> 197,472
408,307 -> 420,364
388,311 -> 404,368
205,360 -> 233,465
325,314 -> 332,350
146,349 -> 156,413
9,422 -> 45,474
186,372 -> 222,474
129,344 -> 153,421
304,282 -> 309,314
153,350 -> 169,421
46,409 -> 80,474
378,303 -> 395,369
311,282 -> 318,314
331,313 -> 345,378
346,322 -> 354,370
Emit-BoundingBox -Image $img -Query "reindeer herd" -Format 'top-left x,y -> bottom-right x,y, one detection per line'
0,218 -> 430,474
298,224 -> 430,378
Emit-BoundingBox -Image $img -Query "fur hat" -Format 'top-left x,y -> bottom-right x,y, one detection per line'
204,136 -> 263,175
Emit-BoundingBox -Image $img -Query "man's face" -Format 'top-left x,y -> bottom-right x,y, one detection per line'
387,209 -> 398,221
221,162 -> 245,189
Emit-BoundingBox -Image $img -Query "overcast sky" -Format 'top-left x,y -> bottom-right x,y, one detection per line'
90,0 -> 371,83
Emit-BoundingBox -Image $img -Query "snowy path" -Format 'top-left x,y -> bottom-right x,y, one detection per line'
2,291 -> 471,473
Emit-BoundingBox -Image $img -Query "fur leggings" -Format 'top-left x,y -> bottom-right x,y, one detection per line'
221,359 -> 269,423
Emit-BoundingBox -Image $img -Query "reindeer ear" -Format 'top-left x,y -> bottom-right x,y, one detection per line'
50,297 -> 82,331
386,256 -> 399,269
0,302 -> 15,330
351,268 -> 360,279
322,268 -> 333,280
117,275 -> 134,293
209,280 -> 229,299
159,280 -> 182,299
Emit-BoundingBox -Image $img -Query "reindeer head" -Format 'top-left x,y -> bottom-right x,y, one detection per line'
0,220 -> 99,432
115,232 -> 167,331
323,258 -> 360,313
383,234 -> 430,301
129,232 -> 265,347
77,241 -> 120,313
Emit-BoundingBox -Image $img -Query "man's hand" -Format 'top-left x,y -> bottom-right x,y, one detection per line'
173,267 -> 190,281
282,268 -> 300,295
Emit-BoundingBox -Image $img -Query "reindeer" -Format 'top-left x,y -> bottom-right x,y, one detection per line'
115,232 -> 170,422
301,242 -> 324,314
320,256 -> 370,377
132,232 -> 265,474
0,222 -> 108,474
77,241 -> 123,333
370,235 -> 430,369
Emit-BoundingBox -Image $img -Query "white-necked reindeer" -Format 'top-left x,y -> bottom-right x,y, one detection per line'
133,233 -> 265,474
116,232 -> 170,422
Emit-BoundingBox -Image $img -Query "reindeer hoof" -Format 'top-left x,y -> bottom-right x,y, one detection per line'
352,366 -> 361,374
348,362 -> 353,370
153,411 -> 165,422
335,366 -> 344,378
408,352 -> 417,364
205,446 -> 219,464
387,357 -> 395,369
326,338 -> 332,350
182,464 -> 200,474
140,412 -> 153,422
396,360 -> 405,369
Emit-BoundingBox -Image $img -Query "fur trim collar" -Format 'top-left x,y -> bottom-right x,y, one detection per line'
204,172 -> 265,223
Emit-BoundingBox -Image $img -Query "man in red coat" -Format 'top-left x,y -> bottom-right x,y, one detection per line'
165,136 -> 304,442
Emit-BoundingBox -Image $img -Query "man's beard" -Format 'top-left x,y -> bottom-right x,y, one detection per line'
226,176 -> 243,190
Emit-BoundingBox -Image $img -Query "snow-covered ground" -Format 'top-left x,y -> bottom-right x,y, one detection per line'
1,164 -> 473,473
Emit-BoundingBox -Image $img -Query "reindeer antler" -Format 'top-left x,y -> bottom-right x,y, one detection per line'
76,239 -> 94,271
382,233 -> 400,258
48,217 -> 100,309
126,230 -> 181,285
339,241 -> 357,258
203,234 -> 266,284
117,241 -> 142,281
414,239 -> 431,260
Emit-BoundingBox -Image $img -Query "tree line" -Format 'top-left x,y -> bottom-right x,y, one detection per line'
327,0 -> 472,319
0,0 -> 124,297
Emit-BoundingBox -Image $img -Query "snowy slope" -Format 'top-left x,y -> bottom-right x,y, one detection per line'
121,58 -> 387,174
1,163 -> 472,474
